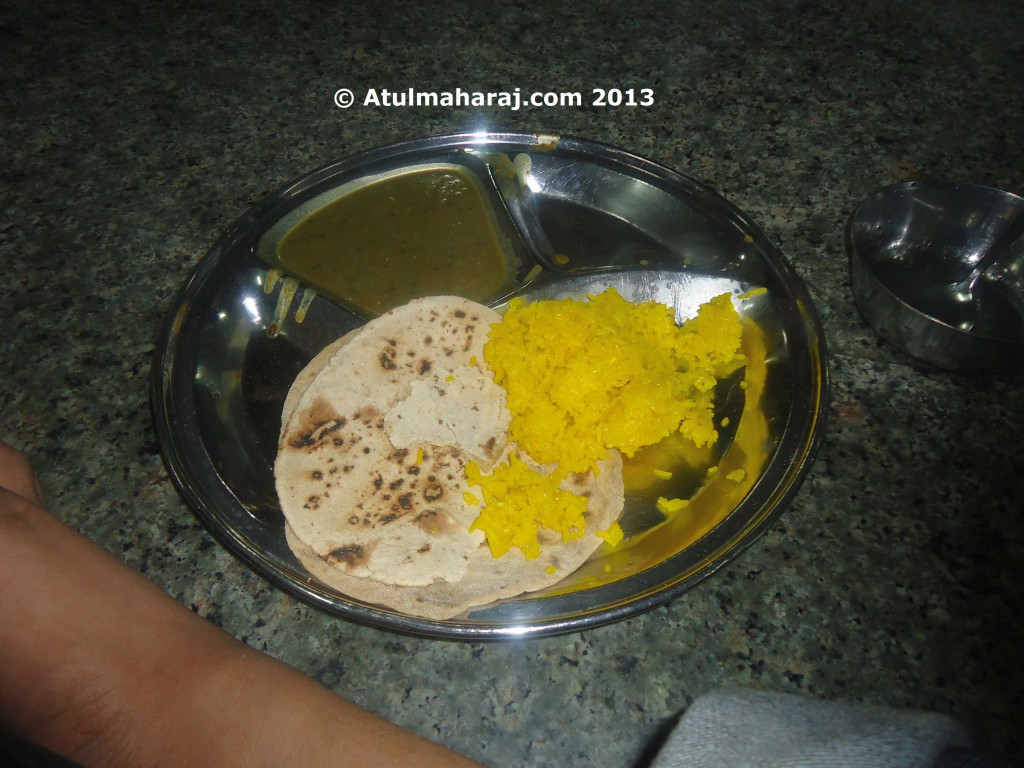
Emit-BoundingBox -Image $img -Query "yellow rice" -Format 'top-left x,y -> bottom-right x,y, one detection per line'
485,288 -> 743,473
470,288 -> 744,559
465,453 -> 588,560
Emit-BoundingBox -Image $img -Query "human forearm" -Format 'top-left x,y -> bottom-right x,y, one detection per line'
0,447 -> 483,768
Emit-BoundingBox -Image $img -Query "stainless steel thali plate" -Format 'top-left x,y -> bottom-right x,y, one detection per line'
152,132 -> 828,640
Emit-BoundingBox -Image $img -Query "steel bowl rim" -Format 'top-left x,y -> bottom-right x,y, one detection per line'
847,179 -> 1024,348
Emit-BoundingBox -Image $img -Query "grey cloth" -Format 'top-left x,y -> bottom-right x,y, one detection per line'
650,688 -> 978,768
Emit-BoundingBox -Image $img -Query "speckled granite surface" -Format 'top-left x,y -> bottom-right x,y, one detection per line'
2,0 -> 1023,765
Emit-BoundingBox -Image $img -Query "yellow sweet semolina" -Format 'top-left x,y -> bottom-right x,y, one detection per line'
466,453 -> 588,560
595,521 -> 624,547
657,497 -> 690,514
467,288 -> 746,560
484,288 -> 745,475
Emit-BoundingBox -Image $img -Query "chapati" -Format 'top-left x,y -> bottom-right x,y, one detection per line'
275,297 -> 508,588
274,295 -> 626,619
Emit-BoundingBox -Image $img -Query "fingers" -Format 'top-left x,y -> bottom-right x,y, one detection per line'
0,441 -> 44,506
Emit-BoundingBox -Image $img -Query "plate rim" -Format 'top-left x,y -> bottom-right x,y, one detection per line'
151,131 -> 830,640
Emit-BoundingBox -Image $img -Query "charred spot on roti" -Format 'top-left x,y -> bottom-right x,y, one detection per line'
419,359 -> 432,375
305,495 -> 321,510
353,406 -> 381,424
424,335 -> 433,345
454,309 -> 466,318
291,424 -> 332,450
423,482 -> 444,501
570,472 -> 591,488
379,349 -> 397,370
311,470 -> 323,480
287,399 -> 348,447
538,528 -> 561,545
397,493 -> 414,510
413,508 -> 457,536
389,478 -> 404,491
327,544 -> 370,568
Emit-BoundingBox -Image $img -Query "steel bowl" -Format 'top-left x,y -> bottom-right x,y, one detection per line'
848,180 -> 1024,371
152,132 -> 828,640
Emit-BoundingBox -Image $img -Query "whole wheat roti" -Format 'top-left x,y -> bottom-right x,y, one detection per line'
285,448 -> 624,620
275,296 -> 510,588
279,328 -> 361,444
275,295 -> 625,620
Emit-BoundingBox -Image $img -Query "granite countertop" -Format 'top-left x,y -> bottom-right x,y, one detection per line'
2,0 -> 1022,764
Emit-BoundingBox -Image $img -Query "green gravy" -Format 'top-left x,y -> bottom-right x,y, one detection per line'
277,165 -> 511,315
